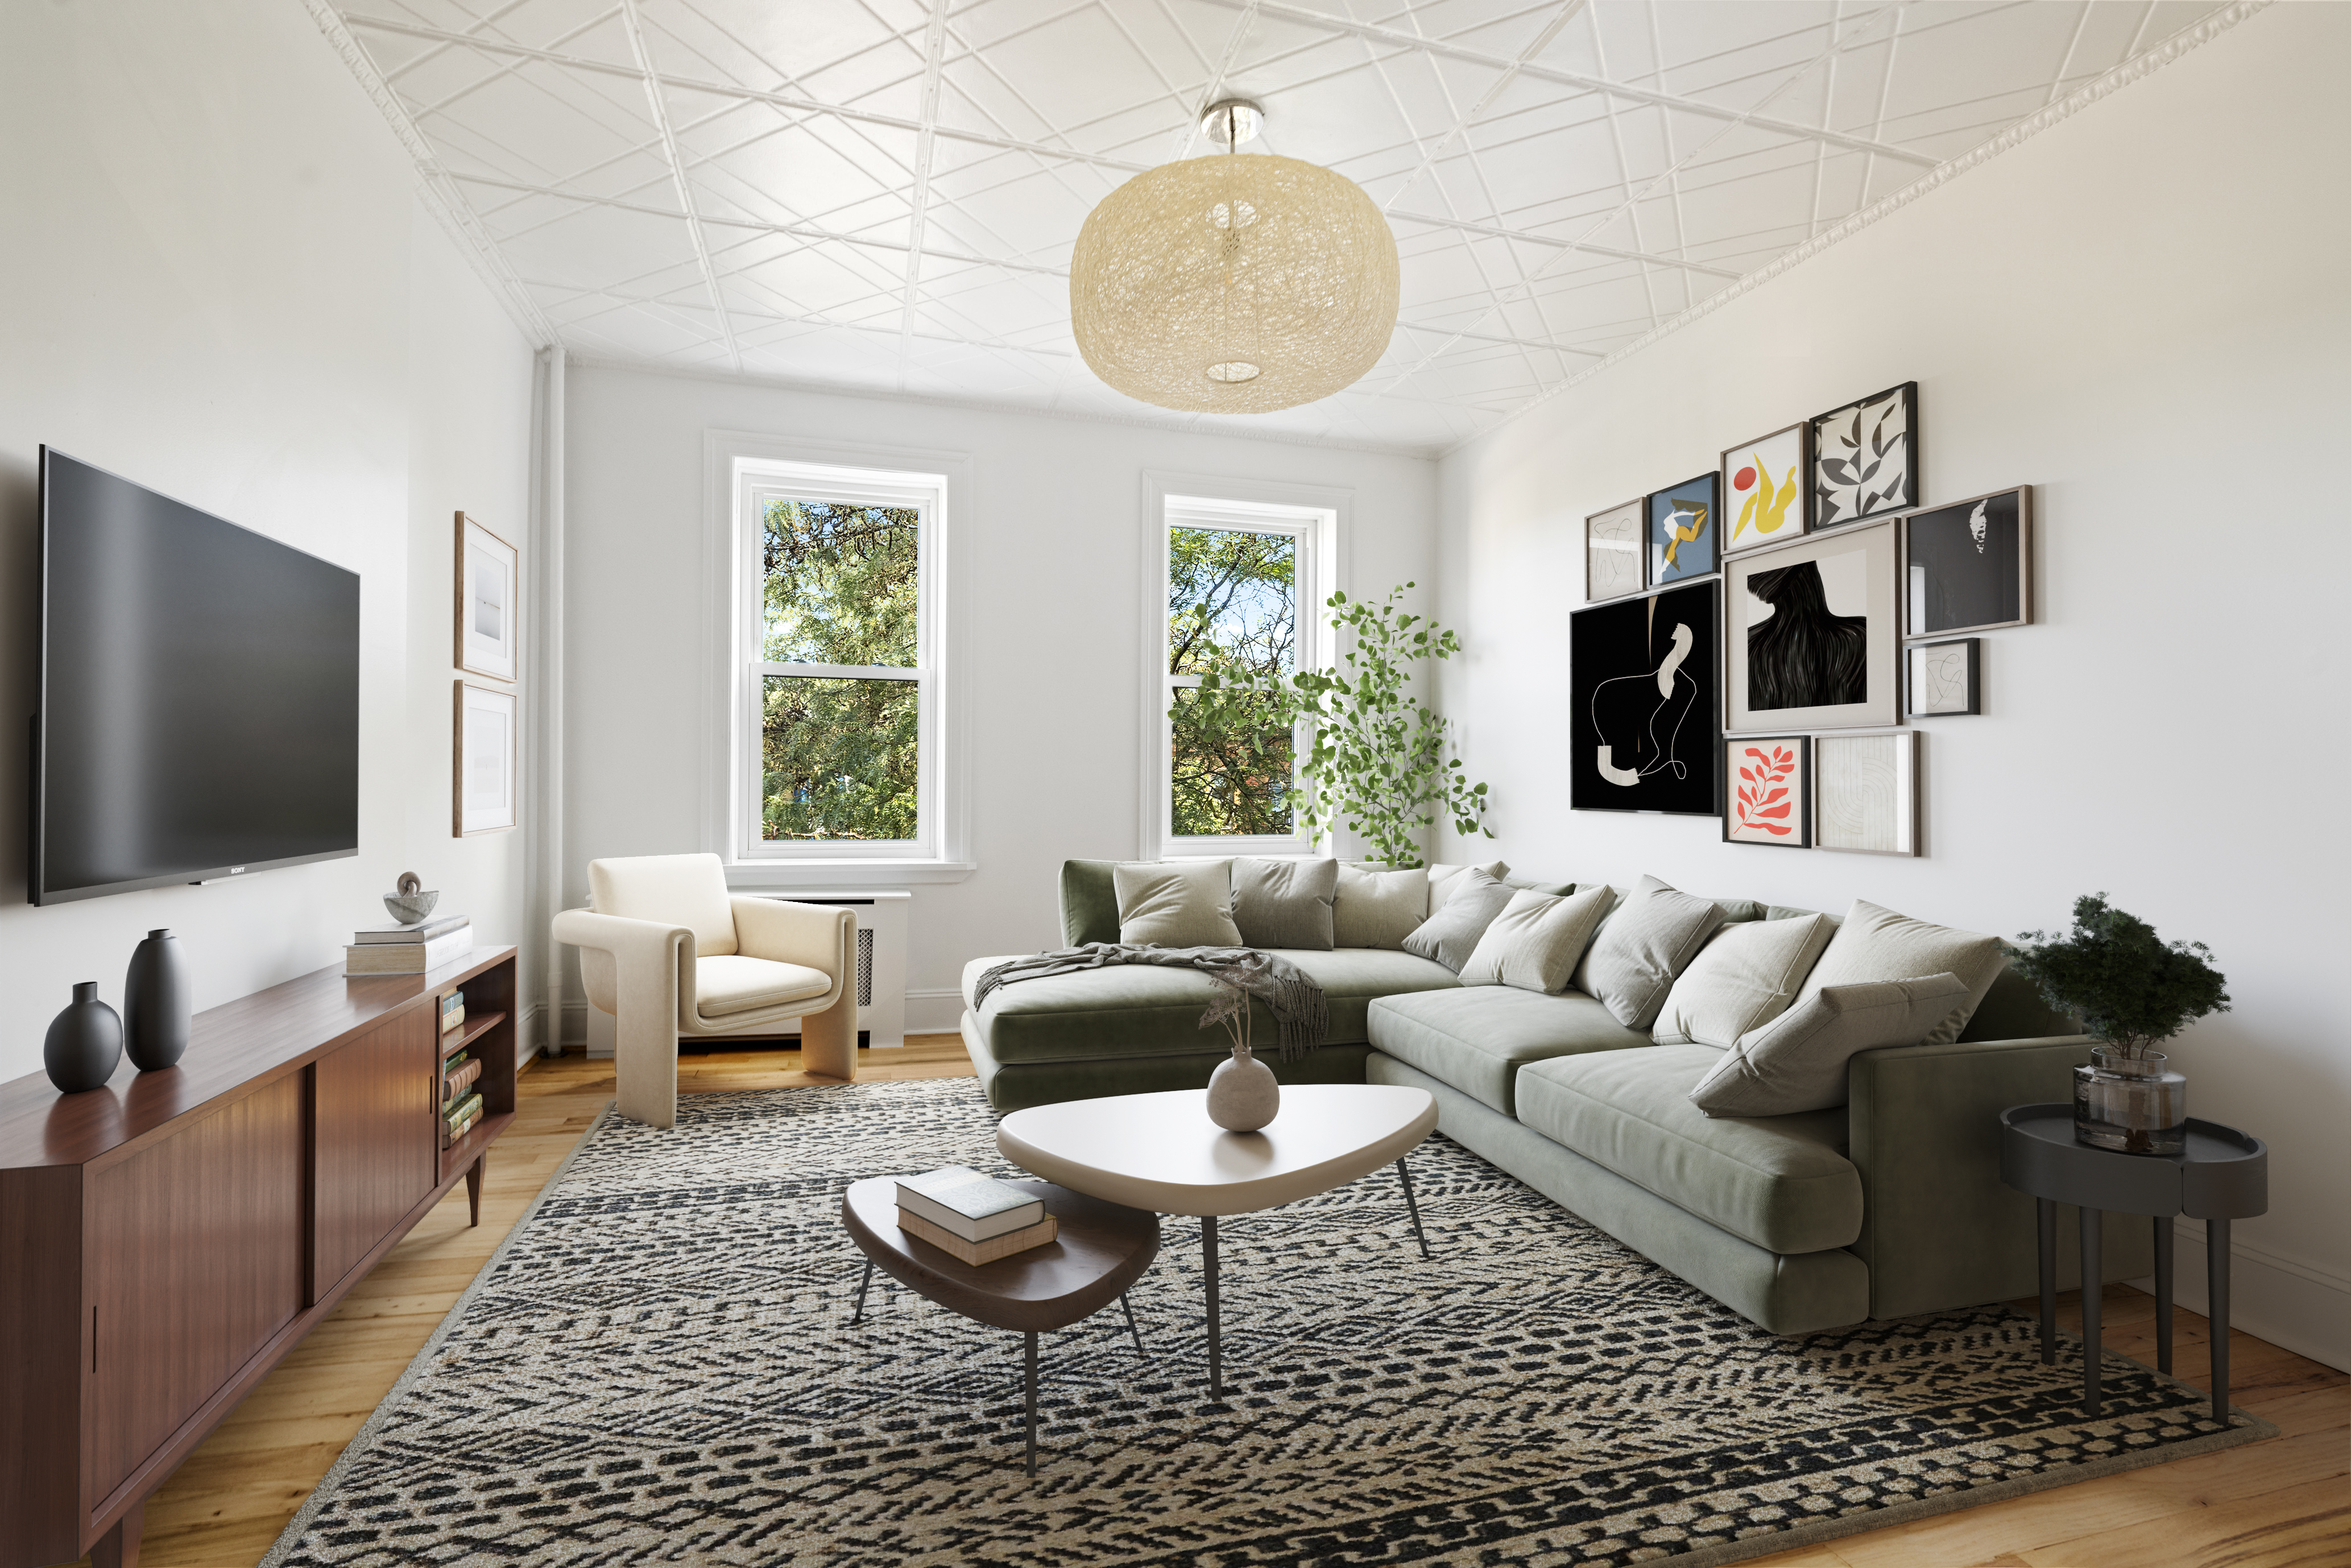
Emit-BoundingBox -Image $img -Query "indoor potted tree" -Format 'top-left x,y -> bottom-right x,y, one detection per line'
2006,894 -> 2230,1155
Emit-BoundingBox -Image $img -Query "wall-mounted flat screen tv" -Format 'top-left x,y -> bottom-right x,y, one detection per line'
32,448 -> 360,904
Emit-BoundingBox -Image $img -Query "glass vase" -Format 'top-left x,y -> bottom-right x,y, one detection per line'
2072,1045 -> 2186,1155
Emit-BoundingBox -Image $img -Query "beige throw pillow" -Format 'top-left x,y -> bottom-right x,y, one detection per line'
1651,914 -> 1836,1048
1688,973 -> 1973,1116
1429,860 -> 1510,911
1799,900 -> 2005,1046
1231,857 -> 1338,950
1460,885 -> 1614,993
1402,869 -> 1516,973
1332,864 -> 1429,950
1113,860 -> 1241,948
1571,875 -> 1723,1029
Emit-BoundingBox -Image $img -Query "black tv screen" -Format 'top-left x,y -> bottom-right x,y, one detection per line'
32,448 -> 361,904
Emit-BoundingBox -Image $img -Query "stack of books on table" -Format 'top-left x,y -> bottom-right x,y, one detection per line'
895,1166 -> 1057,1266
345,913 -> 473,976
443,1045 -> 485,1147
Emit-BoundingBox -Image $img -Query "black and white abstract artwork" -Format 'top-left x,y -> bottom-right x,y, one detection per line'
1905,486 -> 2031,636
1584,498 -> 1645,602
1570,580 -> 1719,815
1812,383 -> 1917,527
1727,522 -> 1899,732
1907,638 -> 1981,716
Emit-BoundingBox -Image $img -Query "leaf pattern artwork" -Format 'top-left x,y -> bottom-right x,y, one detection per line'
1732,742 -> 1801,840
1813,386 -> 1913,527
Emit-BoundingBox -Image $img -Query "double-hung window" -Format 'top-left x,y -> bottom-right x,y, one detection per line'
1147,490 -> 1339,859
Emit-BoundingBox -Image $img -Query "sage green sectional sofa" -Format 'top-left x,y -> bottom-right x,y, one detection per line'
959,859 -> 2150,1335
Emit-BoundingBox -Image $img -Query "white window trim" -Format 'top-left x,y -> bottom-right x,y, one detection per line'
1139,471 -> 1350,863
703,430 -> 973,886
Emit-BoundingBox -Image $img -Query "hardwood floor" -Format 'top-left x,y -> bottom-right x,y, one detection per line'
115,1039 -> 2344,1568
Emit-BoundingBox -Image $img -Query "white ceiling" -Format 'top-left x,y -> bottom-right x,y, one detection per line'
321,0 -> 2230,455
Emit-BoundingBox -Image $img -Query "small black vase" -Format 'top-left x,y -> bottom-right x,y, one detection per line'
125,928 -> 192,1071
44,982 -> 123,1093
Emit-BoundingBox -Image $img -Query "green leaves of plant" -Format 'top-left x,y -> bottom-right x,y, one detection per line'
2007,893 -> 2230,1056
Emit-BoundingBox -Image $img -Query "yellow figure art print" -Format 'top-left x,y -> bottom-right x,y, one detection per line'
1647,474 -> 1719,584
1721,424 -> 1809,555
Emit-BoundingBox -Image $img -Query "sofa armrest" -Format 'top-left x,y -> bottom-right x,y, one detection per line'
1849,1034 -> 2151,1320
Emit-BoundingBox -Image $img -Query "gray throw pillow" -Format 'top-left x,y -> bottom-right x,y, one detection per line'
1332,864 -> 1429,950
1113,860 -> 1242,948
1799,900 -> 2005,1046
1651,914 -> 1836,1048
1504,875 -> 1575,897
1572,875 -> 1723,1029
1429,860 -> 1510,911
1402,868 -> 1516,973
1231,857 -> 1338,950
1688,973 -> 1973,1117
1459,884 -> 1614,993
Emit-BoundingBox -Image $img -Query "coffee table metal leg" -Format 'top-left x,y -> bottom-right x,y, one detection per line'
1204,1215 -> 1222,1400
2208,1215 -> 2232,1425
1120,1290 -> 1146,1358
2153,1217 -> 2174,1375
2036,1198 -> 2056,1366
851,1259 -> 874,1325
1024,1330 -> 1038,1477
2079,1205 -> 2102,1418
1398,1156 -> 1431,1261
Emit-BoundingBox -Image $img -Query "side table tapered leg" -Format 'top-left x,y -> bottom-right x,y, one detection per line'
2079,1205 -> 2102,1418
1397,1156 -> 1431,1260
2208,1215 -> 2232,1424
1203,1215 -> 1222,1400
2153,1217 -> 2174,1375
2036,1198 -> 2056,1366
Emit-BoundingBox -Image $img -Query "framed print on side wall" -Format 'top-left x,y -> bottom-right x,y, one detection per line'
1904,485 -> 2031,637
1811,382 -> 1917,528
1570,579 -> 1720,816
456,511 -> 519,683
1724,737 -> 1810,847
454,679 -> 518,835
1647,473 -> 1719,585
1725,521 -> 1899,732
1814,729 -> 1918,856
1720,422 -> 1808,556
1907,638 -> 1981,716
1585,498 -> 1645,601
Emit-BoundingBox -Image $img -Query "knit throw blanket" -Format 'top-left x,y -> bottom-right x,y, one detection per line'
971,944 -> 1330,1061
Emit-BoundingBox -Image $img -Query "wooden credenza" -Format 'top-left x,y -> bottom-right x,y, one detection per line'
0,946 -> 519,1568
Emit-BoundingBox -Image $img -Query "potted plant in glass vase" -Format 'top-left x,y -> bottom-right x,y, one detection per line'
2007,895 -> 2230,1155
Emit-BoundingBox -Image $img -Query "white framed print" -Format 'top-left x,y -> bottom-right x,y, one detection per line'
454,679 -> 518,835
455,511 -> 519,683
1812,729 -> 1918,856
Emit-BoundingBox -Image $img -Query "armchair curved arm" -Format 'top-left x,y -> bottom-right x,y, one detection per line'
552,908 -> 697,1129
729,897 -> 856,1010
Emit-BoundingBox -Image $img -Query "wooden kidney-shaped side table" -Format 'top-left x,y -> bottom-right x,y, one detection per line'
839,1177 -> 1158,1475
1997,1103 -> 2267,1422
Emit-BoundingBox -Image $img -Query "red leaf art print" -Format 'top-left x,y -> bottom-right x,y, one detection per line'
1732,743 -> 1801,839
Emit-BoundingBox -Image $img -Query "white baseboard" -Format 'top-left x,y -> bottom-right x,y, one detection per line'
907,986 -> 963,1035
2124,1218 -> 2349,1372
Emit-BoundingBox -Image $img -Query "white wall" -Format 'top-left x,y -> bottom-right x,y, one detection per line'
0,0 -> 536,1085
561,366 -> 1437,1028
1435,5 -> 2349,1368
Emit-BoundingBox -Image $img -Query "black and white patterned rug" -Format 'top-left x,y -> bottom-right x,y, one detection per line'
265,1078 -> 2269,1567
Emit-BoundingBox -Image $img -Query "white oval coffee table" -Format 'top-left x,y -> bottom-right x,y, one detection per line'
997,1083 -> 1439,1397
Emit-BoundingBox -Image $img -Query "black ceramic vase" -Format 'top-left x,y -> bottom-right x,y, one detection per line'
44,982 -> 123,1093
125,927 -> 192,1070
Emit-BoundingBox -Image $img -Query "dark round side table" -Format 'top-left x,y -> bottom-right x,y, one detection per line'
1998,1103 -> 2267,1422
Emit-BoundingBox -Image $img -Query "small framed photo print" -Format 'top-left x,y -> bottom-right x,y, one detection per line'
454,680 -> 518,836
1814,729 -> 1918,857
1585,498 -> 1646,602
456,511 -> 519,683
1720,422 -> 1809,556
1811,382 -> 1917,528
1724,520 -> 1900,733
1724,737 -> 1810,846
1903,485 -> 2031,637
1647,472 -> 1719,585
1907,638 -> 1981,716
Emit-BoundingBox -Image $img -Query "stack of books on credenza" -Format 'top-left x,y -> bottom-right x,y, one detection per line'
895,1166 -> 1057,1265
344,913 -> 473,976
440,989 -> 484,1147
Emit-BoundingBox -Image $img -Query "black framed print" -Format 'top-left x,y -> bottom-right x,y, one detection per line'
1725,520 -> 1900,732
1811,382 -> 1917,527
1903,485 -> 2031,636
1724,736 -> 1810,847
1585,497 -> 1645,602
1647,473 -> 1719,586
1720,422 -> 1809,556
1814,729 -> 1918,857
1906,638 -> 1981,716
1570,579 -> 1720,816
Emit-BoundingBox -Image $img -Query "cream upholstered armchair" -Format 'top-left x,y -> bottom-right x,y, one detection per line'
553,853 -> 857,1128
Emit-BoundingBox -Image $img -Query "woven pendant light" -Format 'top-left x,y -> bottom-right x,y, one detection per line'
1069,101 -> 1400,414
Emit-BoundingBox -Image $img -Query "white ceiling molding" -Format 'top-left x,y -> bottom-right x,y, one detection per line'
614,0 -> 741,370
